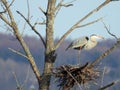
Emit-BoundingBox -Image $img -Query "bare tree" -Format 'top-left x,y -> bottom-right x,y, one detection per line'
0,0 -> 120,90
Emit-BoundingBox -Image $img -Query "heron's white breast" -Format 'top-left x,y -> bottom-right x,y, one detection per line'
84,41 -> 97,50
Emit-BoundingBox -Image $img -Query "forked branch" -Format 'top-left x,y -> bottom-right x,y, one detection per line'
12,65 -> 30,90
16,11 -> 46,48
102,21 -> 118,40
77,17 -> 104,28
39,6 -> 46,16
8,48 -> 29,59
0,0 -> 15,14
55,0 -> 76,17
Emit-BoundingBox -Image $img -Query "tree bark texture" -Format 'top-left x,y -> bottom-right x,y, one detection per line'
40,0 -> 56,90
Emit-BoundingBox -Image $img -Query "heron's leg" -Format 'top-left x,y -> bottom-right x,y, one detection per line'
78,49 -> 81,66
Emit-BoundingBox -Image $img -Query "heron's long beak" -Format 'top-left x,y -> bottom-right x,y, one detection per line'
97,35 -> 104,39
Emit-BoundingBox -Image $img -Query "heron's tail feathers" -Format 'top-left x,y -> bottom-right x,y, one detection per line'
65,43 -> 72,51
65,46 -> 70,51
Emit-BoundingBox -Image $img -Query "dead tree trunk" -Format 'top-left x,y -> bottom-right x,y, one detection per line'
39,0 -> 56,90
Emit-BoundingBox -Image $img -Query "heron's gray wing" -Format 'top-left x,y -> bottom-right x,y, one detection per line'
72,36 -> 88,48
65,36 -> 88,51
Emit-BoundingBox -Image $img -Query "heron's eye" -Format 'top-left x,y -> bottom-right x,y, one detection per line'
85,37 -> 89,40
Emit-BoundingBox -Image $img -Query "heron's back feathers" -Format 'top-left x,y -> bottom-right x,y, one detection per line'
65,36 -> 88,51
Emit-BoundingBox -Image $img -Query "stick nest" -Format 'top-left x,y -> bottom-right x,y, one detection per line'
52,62 -> 100,88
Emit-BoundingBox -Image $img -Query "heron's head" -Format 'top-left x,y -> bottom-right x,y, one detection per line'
90,34 -> 104,40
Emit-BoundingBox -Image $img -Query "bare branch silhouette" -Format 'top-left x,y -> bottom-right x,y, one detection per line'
0,0 -> 15,14
8,48 -> 29,59
77,17 -> 104,28
38,6 -> 46,16
12,72 -> 22,90
21,65 -> 30,88
27,0 -> 30,20
102,21 -> 118,40
55,0 -> 77,17
16,11 -> 46,48
55,0 -> 64,17
0,14 -> 11,26
12,65 -> 30,90
34,17 -> 46,25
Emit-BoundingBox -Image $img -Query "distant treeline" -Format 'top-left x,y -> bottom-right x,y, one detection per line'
0,33 -> 120,90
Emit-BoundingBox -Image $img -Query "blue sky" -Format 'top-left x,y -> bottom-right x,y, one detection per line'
0,0 -> 120,40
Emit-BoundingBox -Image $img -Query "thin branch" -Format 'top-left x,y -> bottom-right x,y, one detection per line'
66,0 -> 78,4
9,0 -> 15,7
20,0 -> 30,37
55,0 -> 113,50
1,0 -> 15,23
102,21 -> 118,40
27,0 -> 30,20
21,65 -> 30,88
62,0 -> 78,7
55,0 -> 63,11
60,3 -> 73,7
0,0 -> 15,14
99,80 -> 120,90
34,17 -> 46,25
55,0 -> 64,17
100,67 -> 106,88
77,17 -> 104,28
0,14 -> 11,26
12,65 -> 31,90
21,21 -> 27,36
55,0 -> 77,17
12,72 -> 22,90
8,48 -> 29,59
38,6 -> 46,16
16,10 -> 46,48
0,1 -> 12,27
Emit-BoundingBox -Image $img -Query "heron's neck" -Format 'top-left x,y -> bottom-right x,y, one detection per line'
90,38 -> 96,42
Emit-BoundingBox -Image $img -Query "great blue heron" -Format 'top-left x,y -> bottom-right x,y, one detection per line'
66,34 -> 104,64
